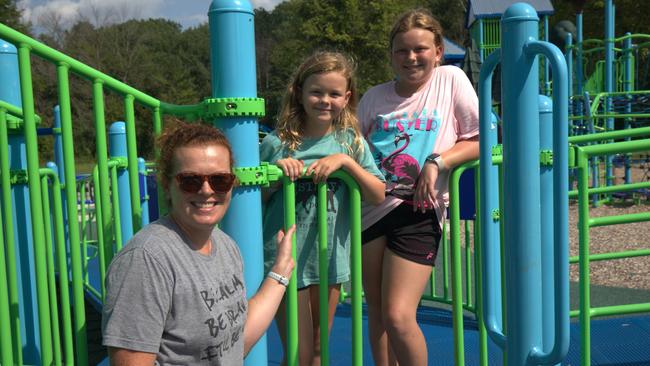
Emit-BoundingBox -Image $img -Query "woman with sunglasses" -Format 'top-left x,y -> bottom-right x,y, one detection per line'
102,122 -> 295,365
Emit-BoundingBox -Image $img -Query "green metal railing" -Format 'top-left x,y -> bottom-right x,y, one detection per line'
269,166 -> 364,366
572,138 -> 650,366
0,21 -> 170,365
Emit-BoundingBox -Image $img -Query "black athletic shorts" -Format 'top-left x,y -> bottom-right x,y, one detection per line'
362,202 -> 442,266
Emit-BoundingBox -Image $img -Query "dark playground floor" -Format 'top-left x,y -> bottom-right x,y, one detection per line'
266,303 -> 650,366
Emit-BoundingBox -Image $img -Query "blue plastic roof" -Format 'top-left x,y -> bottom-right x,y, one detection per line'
466,0 -> 554,28
443,37 -> 465,60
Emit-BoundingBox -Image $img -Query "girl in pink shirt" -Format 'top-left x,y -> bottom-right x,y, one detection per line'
357,9 -> 479,365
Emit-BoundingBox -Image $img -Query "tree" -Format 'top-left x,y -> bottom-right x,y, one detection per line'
0,0 -> 29,33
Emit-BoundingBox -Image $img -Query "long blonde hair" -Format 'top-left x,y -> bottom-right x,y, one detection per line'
275,51 -> 364,155
389,8 -> 445,67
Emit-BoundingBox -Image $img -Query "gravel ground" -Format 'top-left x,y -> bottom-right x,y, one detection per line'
568,167 -> 650,291
443,166 -> 650,295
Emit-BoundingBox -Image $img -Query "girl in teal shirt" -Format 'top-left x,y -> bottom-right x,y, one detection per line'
261,51 -> 385,365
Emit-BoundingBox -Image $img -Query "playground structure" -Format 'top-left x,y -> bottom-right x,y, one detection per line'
0,1 -> 649,366
564,0 -> 650,202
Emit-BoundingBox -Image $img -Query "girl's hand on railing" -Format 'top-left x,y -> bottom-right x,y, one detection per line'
276,158 -> 304,181
306,153 -> 349,183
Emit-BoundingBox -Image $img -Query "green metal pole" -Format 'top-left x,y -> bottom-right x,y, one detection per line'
577,149 -> 591,366
449,166 -> 465,366
79,181 -> 89,283
124,95 -> 142,231
43,170 -> 75,365
0,107 -> 15,366
282,177 -> 298,366
442,222 -> 450,301
17,44 -> 54,365
0,108 -> 20,365
153,107 -> 165,217
39,174 -> 63,366
317,182 -> 329,366
56,63 -> 88,366
329,171 -> 362,366
92,167 -> 107,299
109,163 -> 123,252
474,168 -> 488,366
464,220 -> 472,308
92,80 -> 114,268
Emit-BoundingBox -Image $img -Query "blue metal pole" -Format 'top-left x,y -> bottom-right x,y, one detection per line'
576,12 -> 584,135
605,0 -> 614,185
501,5 -> 543,365
109,121 -> 134,244
208,1 -> 267,365
478,20 -> 485,62
565,34 -> 573,134
544,16 -> 551,95
538,95 -> 556,364
138,157 -> 150,226
0,38 -> 40,363
478,49 -> 505,350
623,34 -> 633,184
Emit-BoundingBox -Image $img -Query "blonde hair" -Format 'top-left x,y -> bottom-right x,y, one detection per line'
389,8 -> 445,66
275,51 -> 364,156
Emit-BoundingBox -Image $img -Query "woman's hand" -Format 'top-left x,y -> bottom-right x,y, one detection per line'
270,224 -> 296,279
306,154 -> 349,183
413,162 -> 439,213
276,158 -> 304,181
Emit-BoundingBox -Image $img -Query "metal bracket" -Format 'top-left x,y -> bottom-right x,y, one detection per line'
492,144 -> 503,157
110,157 -> 128,169
491,209 -> 501,222
203,97 -> 265,118
540,150 -> 553,166
9,170 -> 28,184
233,162 -> 282,187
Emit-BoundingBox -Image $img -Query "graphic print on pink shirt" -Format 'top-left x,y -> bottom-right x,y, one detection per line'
370,109 -> 440,199
380,132 -> 420,188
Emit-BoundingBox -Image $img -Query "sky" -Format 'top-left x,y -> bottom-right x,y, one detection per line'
17,0 -> 285,30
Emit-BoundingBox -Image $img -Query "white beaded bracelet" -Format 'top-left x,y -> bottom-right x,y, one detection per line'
267,271 -> 289,287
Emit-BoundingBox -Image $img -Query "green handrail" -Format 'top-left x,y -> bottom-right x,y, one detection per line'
575,140 -> 650,366
0,107 -> 22,365
56,63 -> 88,366
40,168 -> 75,365
18,43 -> 54,366
40,172 -> 63,366
276,168 -> 363,366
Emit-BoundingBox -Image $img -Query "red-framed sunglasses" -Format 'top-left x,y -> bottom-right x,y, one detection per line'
175,172 -> 236,194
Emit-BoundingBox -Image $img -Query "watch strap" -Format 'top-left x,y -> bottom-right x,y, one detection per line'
267,271 -> 289,287
425,153 -> 447,173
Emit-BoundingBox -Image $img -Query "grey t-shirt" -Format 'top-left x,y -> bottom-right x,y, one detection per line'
102,216 -> 247,365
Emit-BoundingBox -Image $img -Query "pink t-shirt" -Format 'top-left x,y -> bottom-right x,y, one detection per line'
357,65 -> 479,229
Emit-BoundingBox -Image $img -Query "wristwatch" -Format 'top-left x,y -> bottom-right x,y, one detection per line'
425,153 -> 447,173
267,271 -> 289,287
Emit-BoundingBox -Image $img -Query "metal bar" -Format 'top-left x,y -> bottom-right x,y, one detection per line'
0,107 -> 15,366
589,212 -> 650,227
18,43 -> 54,365
282,177 -> 298,366
569,248 -> 650,263
124,95 -> 142,233
39,173 -> 63,366
317,182 -> 329,366
0,23 -> 159,108
42,169 -> 75,365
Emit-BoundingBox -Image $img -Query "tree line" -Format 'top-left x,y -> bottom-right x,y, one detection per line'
1,0 -> 650,160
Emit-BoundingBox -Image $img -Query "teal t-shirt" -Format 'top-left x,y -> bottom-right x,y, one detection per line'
261,129 -> 384,288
